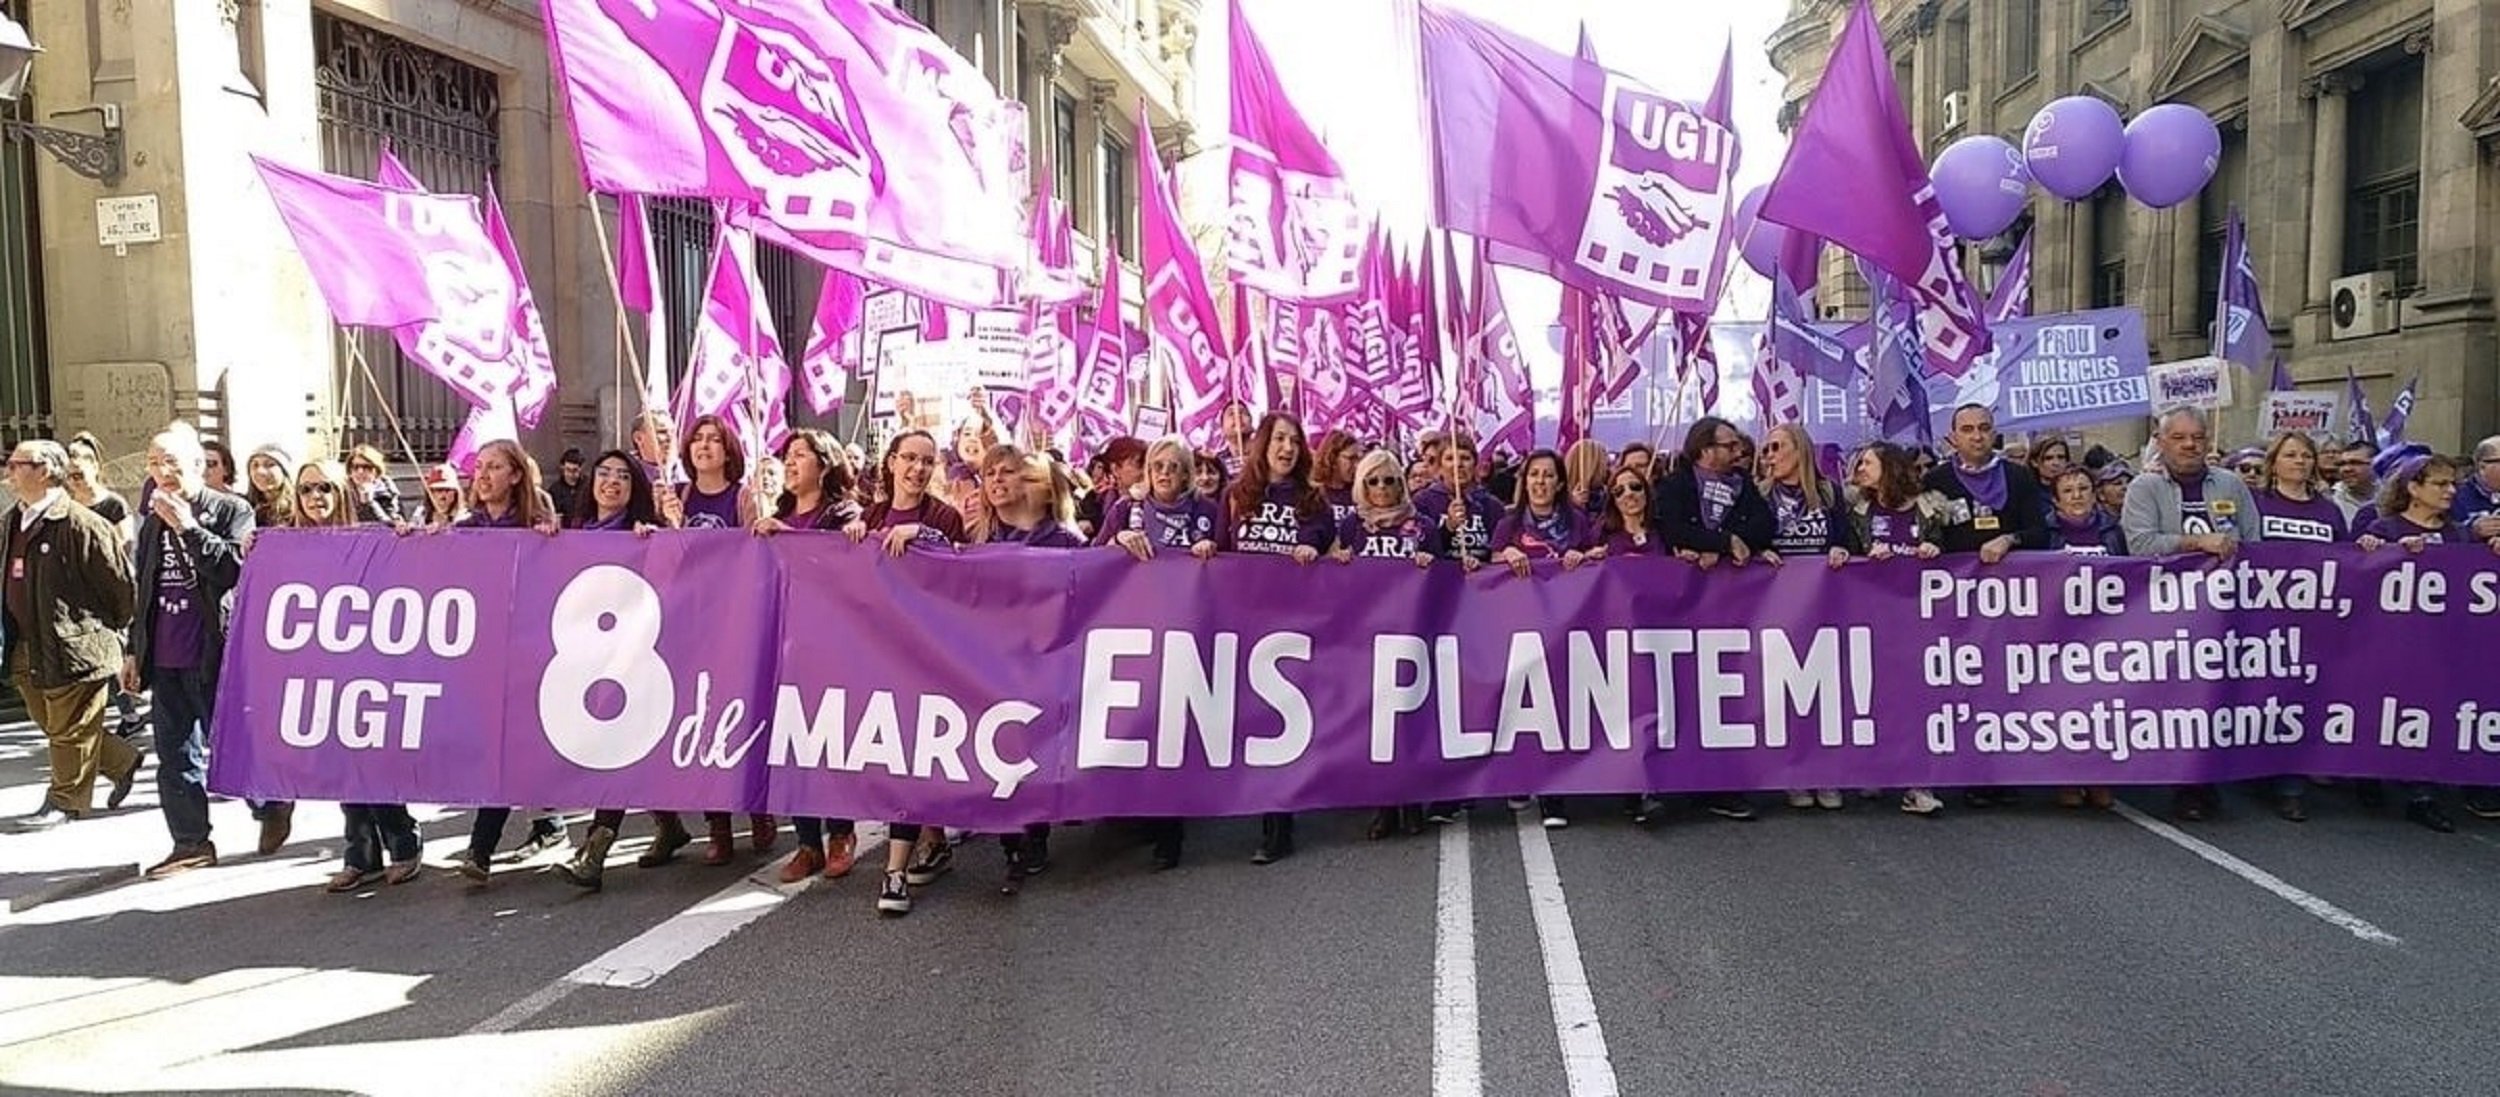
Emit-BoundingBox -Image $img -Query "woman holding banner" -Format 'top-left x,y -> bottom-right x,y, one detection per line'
1755,423 -> 1858,813
1413,432 -> 1503,573
1592,464 -> 1662,559
287,458 -> 424,893
2252,433 -> 2349,545
1313,430 -> 1362,527
1101,440 -> 1219,872
2047,469 -> 2126,556
756,430 -> 867,886
432,441 -> 562,884
1844,444 -> 1947,816
1192,450 -> 1229,504
975,444 -> 1083,893
1491,448 -> 1594,829
1223,412 -> 1335,865
1335,448 -> 1442,840
844,430 -> 969,915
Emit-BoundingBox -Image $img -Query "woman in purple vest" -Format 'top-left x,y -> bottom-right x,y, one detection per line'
842,430 -> 969,915
755,431 -> 866,886
1098,440 -> 1218,871
1222,412 -> 1334,864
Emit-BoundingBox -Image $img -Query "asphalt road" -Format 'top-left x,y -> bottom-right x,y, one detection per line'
4,716 -> 2499,1097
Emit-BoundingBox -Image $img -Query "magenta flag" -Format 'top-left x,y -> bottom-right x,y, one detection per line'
800,268 -> 863,415
545,0 -> 1028,289
1759,0 -> 1989,376
445,392 -> 520,476
1423,6 -> 1740,316
1225,0 -> 1367,303
1073,251 -> 1133,446
371,148 -> 557,427
1467,249 -> 1536,455
1136,105 -> 1232,448
252,156 -> 456,330
683,216 -> 791,456
616,193 -> 657,314
1985,230 -> 2032,325
482,180 -> 560,427
1023,153 -> 1086,309
1653,37 -> 1736,410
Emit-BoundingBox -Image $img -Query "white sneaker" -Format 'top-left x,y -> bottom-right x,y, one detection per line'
1506,797 -> 1533,811
1900,789 -> 1944,816
1814,789 -> 1843,811
1541,813 -> 1567,829
1785,790 -> 1814,810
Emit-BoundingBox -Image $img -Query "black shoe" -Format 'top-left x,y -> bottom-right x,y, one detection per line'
107,747 -> 144,810
1425,803 -> 1462,825
1538,796 -> 1569,829
2276,796 -> 2308,823
2407,800 -> 2456,834
876,870 -> 912,916
1367,809 -> 1396,840
1150,849 -> 1181,872
1001,850 -> 1026,896
904,838 -> 954,887
1252,814 -> 1295,864
1705,796 -> 1755,822
2463,792 -> 2500,820
1628,796 -> 1663,825
1023,829 -> 1051,876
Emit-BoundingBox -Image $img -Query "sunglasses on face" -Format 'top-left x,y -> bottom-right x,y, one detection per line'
1149,460 -> 1186,473
1362,476 -> 1401,488
298,481 -> 337,496
1614,481 -> 1647,495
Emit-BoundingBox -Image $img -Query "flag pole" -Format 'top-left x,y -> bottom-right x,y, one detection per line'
347,339 -> 426,479
585,195 -> 644,450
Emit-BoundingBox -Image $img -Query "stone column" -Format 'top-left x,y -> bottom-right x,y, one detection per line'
2171,188 -> 2204,343
2067,196 -> 2097,312
2301,71 -> 2353,309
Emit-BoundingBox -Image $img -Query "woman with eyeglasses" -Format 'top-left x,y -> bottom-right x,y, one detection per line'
1223,412 -> 1334,864
2357,448 -> 2500,556
1413,431 -> 1503,573
1098,439 -> 1219,871
1843,443 -> 1947,815
1312,429 -> 1363,527
741,430 -> 871,887
842,429 -> 969,915
344,445 -> 402,525
2251,433 -> 2349,545
971,444 -> 1083,893
1334,448 -> 1442,839
274,459 -> 424,893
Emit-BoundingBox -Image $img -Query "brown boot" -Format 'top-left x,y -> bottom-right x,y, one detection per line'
637,813 -> 692,868
749,814 -> 778,853
559,826 -> 618,891
703,814 -> 735,866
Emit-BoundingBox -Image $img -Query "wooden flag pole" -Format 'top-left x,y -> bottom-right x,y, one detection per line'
346,340 -> 426,480
584,195 -> 644,451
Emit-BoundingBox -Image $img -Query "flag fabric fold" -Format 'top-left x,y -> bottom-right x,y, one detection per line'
2376,374 -> 2418,449
1466,250 -> 1536,456
1072,252 -> 1134,448
1984,231 -> 2032,325
1138,101 -> 1234,448
683,214 -> 793,461
252,155 -> 456,331
1758,0 -> 1989,376
1225,0 -> 1367,303
2344,367 -> 2377,449
372,147 -> 558,427
800,269 -> 864,415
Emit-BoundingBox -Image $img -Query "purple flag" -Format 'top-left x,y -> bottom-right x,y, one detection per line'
2376,374 -> 2418,449
445,392 -> 520,477
1985,230 -> 2032,325
252,156 -> 456,330
1023,151 -> 1085,308
2269,356 -> 2296,393
1655,36 -> 1737,409
2345,367 -> 2377,448
1225,0 -> 1367,303
800,269 -> 863,415
544,0 -> 1029,293
213,533 -> 2500,827
1863,267 -> 1934,446
1759,0 -> 1989,376
373,147 -> 557,427
1423,5 -> 1740,315
1468,250 -> 1536,455
1073,251 -> 1134,446
1139,101 -> 1233,448
2214,206 -> 2277,376
616,193 -> 657,315
1767,270 -> 1852,389
683,217 -> 792,461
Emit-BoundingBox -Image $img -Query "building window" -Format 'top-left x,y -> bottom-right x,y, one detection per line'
2344,62 -> 2423,290
897,0 -> 936,30
2081,0 -> 2129,38
2001,0 -> 2039,85
1053,92 -> 1080,226
2089,187 -> 2126,309
1102,133 -> 1135,261
2194,131 -> 2248,330
644,198 -> 808,426
1940,9 -> 1970,100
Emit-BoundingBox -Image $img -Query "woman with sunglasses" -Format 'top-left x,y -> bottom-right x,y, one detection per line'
1590,465 -> 1660,559
973,444 -> 1083,893
344,445 -> 401,525
1223,412 -> 1334,864
282,459 -> 425,893
1753,423 -> 1859,812
842,429 -> 969,915
745,431 -> 871,886
1843,443 -> 1948,815
1333,448 -> 1441,839
1097,440 -> 1218,871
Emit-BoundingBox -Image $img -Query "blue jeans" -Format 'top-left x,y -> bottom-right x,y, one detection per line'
148,665 -> 218,846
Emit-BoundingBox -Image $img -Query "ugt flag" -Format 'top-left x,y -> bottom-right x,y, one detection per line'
1225,0 -> 1367,303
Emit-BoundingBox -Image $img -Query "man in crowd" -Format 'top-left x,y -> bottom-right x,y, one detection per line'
2121,406 -> 2267,823
631,410 -> 680,489
123,422 -> 258,878
2,440 -> 142,832
2329,439 -> 2378,520
547,447 -> 586,519
1922,403 -> 2049,562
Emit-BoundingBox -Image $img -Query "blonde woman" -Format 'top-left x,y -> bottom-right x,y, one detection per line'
1562,438 -> 1611,516
1332,448 -> 1439,838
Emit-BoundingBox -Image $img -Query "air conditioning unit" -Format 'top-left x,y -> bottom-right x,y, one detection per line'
1941,89 -> 1968,130
2329,272 -> 2396,341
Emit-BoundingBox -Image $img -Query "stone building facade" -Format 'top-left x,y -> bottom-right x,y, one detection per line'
1768,0 -> 2500,453
1,0 -> 1202,470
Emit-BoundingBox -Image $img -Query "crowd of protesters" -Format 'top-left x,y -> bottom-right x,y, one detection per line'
6,401 -> 2499,918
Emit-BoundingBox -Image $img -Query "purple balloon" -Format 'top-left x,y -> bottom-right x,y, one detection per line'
1930,135 -> 2031,239
2116,103 -> 2221,209
1734,186 -> 1787,278
2023,96 -> 2125,201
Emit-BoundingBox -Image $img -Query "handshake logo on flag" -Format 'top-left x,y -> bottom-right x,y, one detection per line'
703,18 -> 872,233
1579,83 -> 1736,302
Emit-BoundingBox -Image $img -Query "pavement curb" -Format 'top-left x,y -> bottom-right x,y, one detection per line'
7,863 -> 138,914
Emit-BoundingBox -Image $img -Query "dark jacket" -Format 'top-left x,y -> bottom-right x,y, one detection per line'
0,495 -> 135,687
1655,465 -> 1776,555
128,485 -> 254,677
1920,460 -> 2052,555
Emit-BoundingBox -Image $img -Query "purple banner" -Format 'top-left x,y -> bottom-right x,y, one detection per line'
212,531 -> 2500,829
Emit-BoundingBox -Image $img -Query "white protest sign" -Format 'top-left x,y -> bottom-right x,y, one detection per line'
2145,356 -> 2231,411
2259,389 -> 2340,439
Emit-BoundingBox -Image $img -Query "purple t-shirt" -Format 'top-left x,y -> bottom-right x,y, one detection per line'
2256,489 -> 2350,544
1863,503 -> 1926,551
579,510 -> 633,531
1951,459 -> 2012,512
678,483 -> 741,529
1336,512 -> 1441,559
783,496 -> 858,532
1603,527 -> 1663,557
2361,513 -> 2471,544
1413,484 -> 1503,563
1768,484 -> 1835,556
2050,510 -> 2118,554
1110,494 -> 1220,550
1325,486 -> 1356,528
1696,470 -> 1742,531
459,506 -> 524,530
1492,504 -> 1585,558
992,519 -> 1084,548
1230,482 -> 1332,556
149,526 -> 207,670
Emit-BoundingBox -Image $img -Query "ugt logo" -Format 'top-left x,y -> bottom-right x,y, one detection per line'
702,14 -> 874,233
1578,81 -> 1737,308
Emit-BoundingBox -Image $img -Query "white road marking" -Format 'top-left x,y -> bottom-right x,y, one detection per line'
1432,817 -> 1481,1097
1514,816 -> 1619,1097
2112,802 -> 2402,946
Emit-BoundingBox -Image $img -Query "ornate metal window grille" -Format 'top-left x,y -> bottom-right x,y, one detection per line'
642,198 -> 810,437
0,81 -> 49,446
313,12 -> 501,463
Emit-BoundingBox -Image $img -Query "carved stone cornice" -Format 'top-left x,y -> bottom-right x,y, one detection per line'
1087,78 -> 1118,122
2299,70 -> 2359,100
